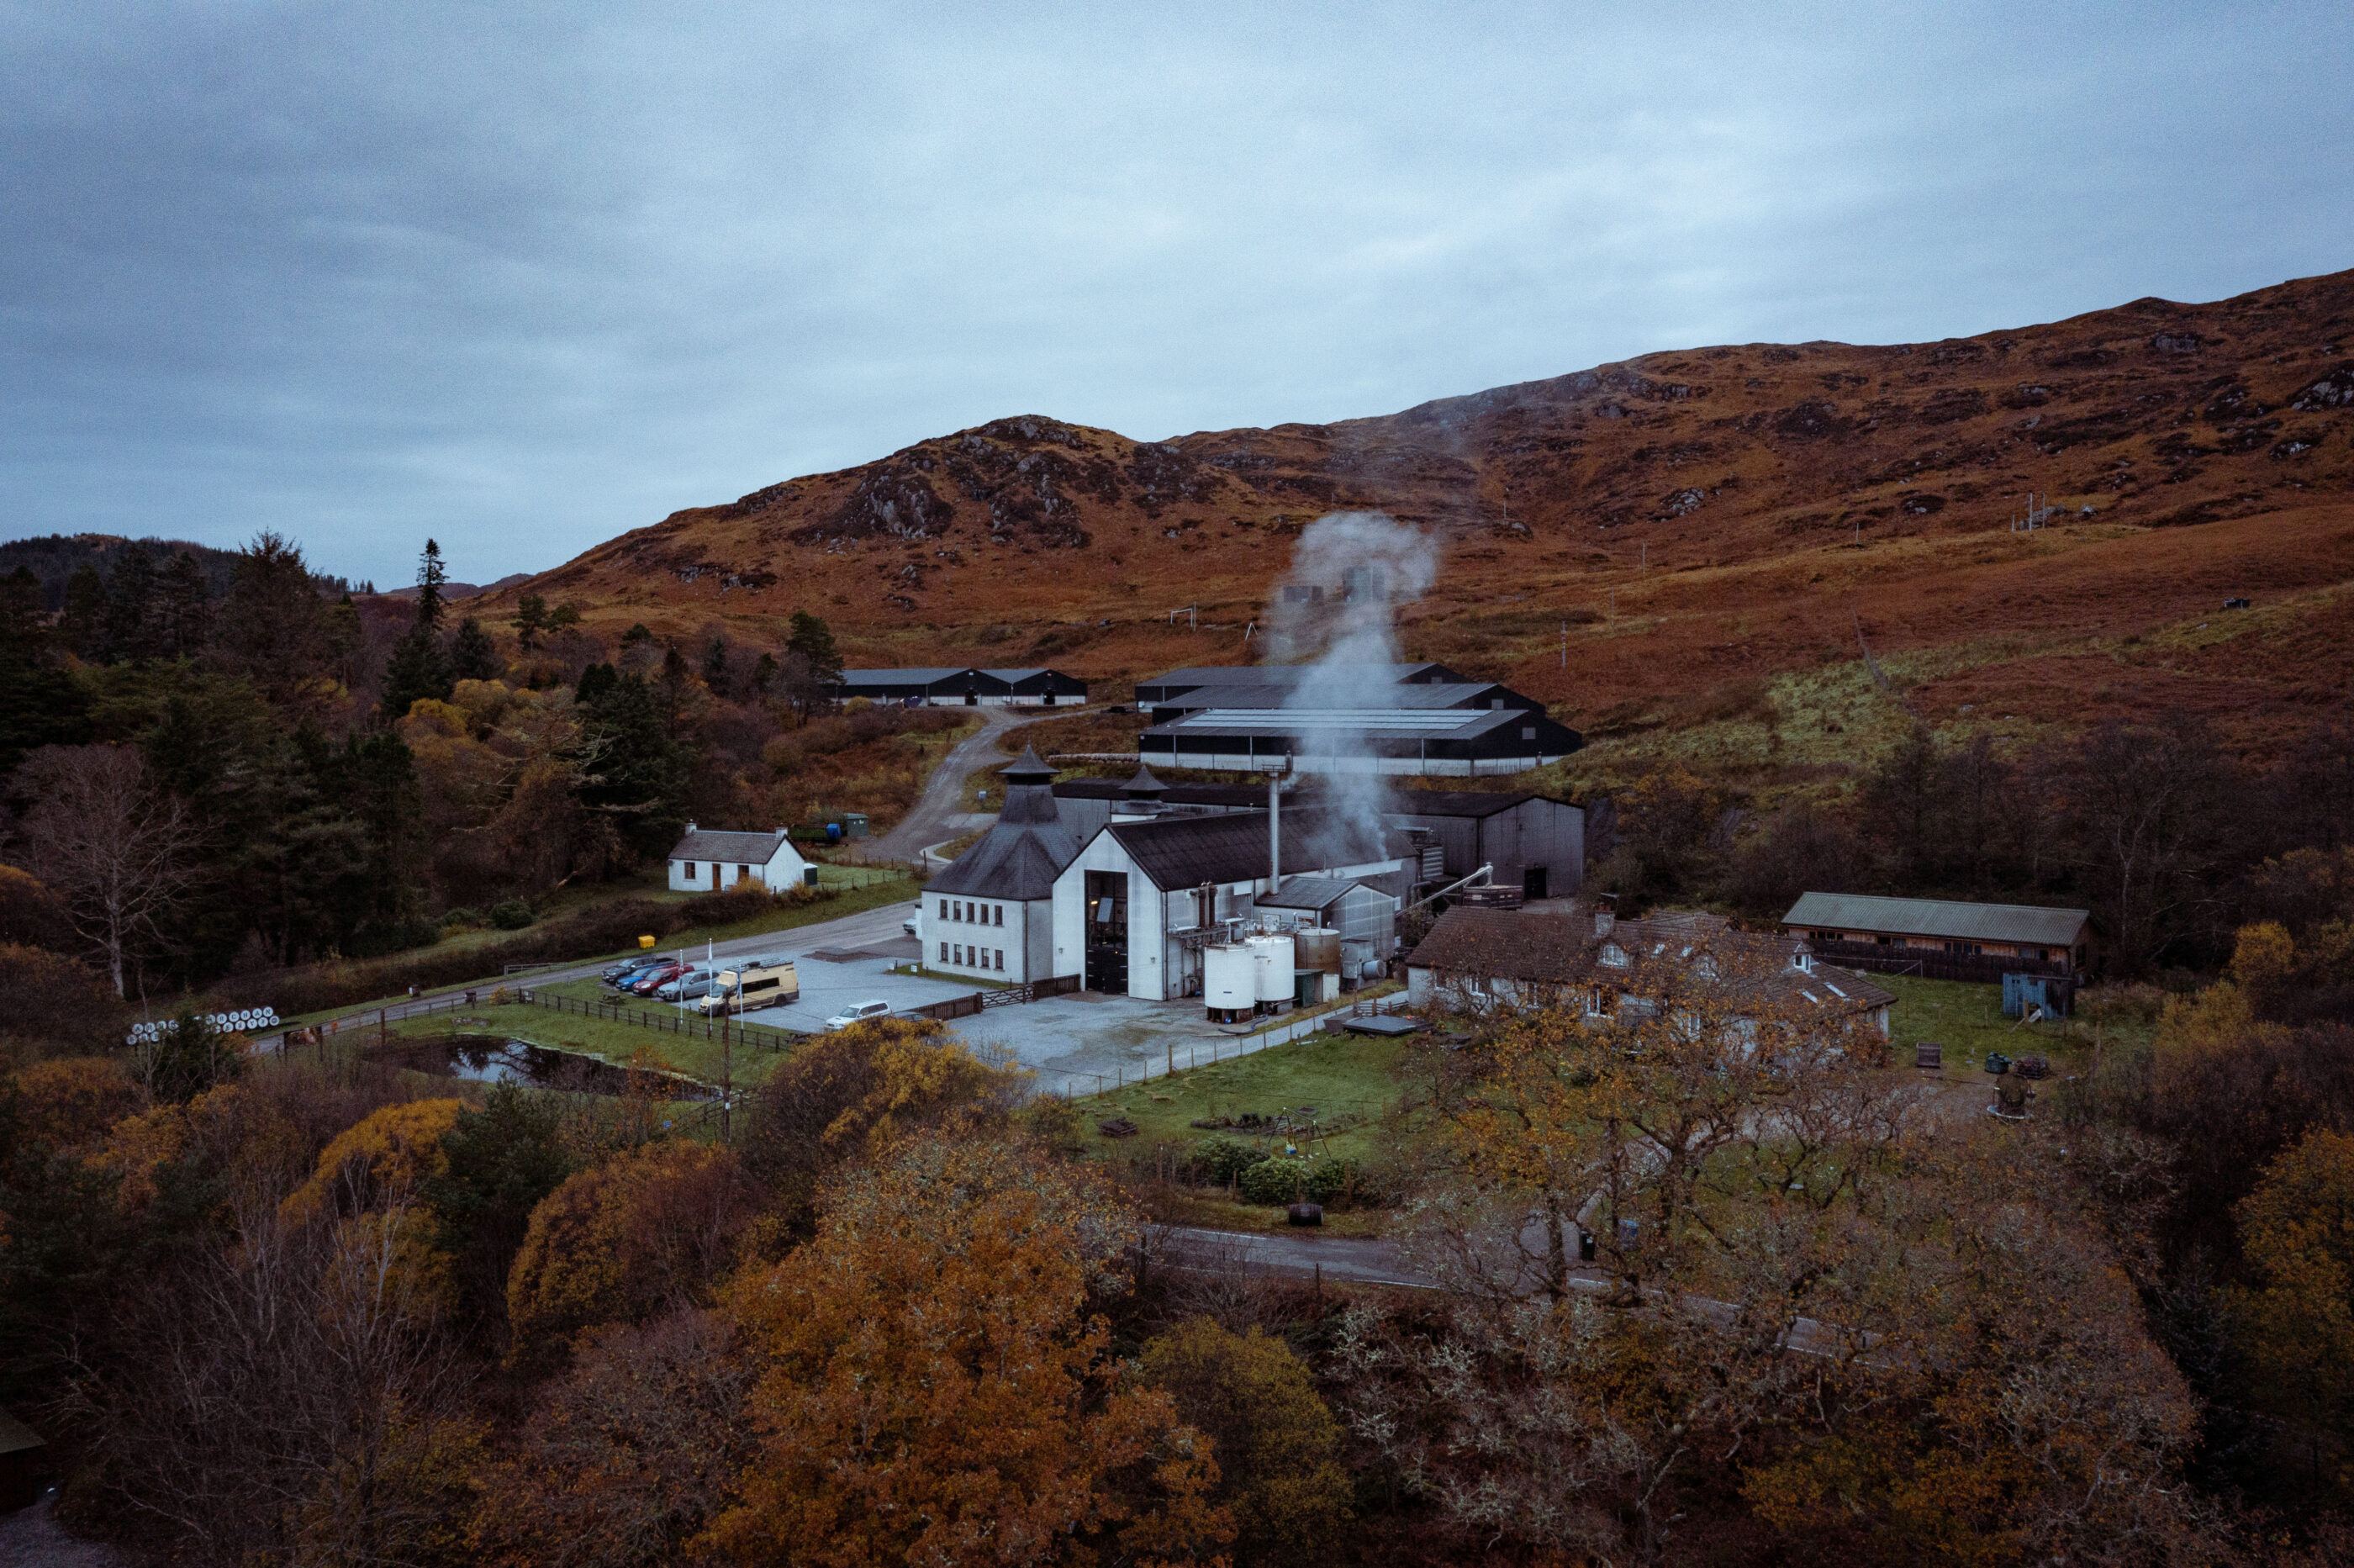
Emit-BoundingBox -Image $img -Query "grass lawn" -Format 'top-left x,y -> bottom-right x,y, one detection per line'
377,1001 -> 793,1089
1872,972 -> 2090,1069
1071,1028 -> 1408,1168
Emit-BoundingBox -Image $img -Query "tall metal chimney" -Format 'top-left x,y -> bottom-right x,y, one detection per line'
1268,773 -> 1280,894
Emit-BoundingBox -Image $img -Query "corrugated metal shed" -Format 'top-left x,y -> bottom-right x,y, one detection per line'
1258,875 -> 1369,911
1781,894 -> 2088,948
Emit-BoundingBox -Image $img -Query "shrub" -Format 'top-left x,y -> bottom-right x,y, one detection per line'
490,898 -> 536,931
1195,1135 -> 1267,1186
441,907 -> 483,929
1302,1155 -> 1357,1205
1240,1156 -> 1309,1206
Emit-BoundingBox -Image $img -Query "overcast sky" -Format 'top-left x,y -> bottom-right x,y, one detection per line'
3,2 -> 2349,587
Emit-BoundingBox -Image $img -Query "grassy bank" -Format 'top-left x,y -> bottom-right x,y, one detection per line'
377,1001 -> 793,1089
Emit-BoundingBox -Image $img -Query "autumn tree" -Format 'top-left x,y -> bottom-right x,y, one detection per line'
2230,1127 -> 2354,1488
504,1138 -> 756,1366
1139,1318 -> 1351,1560
740,1016 -> 1028,1235
8,743 -> 197,996
472,1307 -> 757,1568
704,1139 -> 1229,1565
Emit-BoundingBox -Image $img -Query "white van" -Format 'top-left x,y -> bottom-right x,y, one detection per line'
696,956 -> 799,1015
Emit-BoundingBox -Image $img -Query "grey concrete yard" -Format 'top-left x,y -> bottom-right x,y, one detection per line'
733,937 -> 1309,1097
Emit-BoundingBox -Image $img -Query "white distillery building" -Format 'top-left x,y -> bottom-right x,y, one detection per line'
916,749 -> 1078,983
1049,805 -> 1409,1001
665,826 -> 810,893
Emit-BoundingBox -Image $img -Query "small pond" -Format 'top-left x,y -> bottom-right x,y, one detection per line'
385,1035 -> 714,1100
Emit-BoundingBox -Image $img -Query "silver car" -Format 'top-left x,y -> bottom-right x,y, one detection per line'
654,966 -> 719,1003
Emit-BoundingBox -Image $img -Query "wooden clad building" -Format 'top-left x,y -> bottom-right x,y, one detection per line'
1781,893 -> 2093,980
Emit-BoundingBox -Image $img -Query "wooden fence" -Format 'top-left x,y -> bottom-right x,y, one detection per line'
900,973 -> 1083,1022
515,988 -> 805,1052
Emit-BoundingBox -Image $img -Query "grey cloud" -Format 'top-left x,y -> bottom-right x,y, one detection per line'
2,1 -> 2350,583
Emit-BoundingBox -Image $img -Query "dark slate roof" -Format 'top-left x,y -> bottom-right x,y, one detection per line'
1782,894 -> 2089,948
1259,875 -> 1373,911
837,668 -> 983,685
1388,790 -> 1560,819
670,828 -> 795,863
1103,809 -> 1396,890
1144,706 -> 1564,742
1139,662 -> 1467,694
1053,779 -> 1282,808
927,757 -> 1079,900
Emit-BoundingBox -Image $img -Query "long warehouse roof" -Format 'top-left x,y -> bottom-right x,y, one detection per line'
1146,706 -> 1546,738
1782,893 -> 2089,947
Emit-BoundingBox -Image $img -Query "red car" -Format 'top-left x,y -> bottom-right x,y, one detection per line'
628,962 -> 685,996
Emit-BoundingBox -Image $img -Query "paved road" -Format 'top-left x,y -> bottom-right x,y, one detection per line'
272,897 -> 922,1046
1153,1222 -> 1865,1359
866,706 -> 1036,866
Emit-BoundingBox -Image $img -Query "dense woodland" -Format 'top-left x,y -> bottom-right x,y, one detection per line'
0,534 -> 957,1000
11,533 -> 2354,1562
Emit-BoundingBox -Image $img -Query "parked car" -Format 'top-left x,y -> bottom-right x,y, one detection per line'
697,957 -> 800,1015
824,1000 -> 894,1031
902,905 -> 921,937
628,962 -> 687,996
604,954 -> 668,986
654,966 -> 720,1003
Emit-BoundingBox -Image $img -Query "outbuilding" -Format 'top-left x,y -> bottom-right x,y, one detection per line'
665,825 -> 810,893
831,668 -> 1087,706
1781,893 -> 2093,979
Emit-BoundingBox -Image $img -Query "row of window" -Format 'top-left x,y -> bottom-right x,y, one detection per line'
942,942 -> 1006,971
939,898 -> 1005,927
679,861 -> 754,882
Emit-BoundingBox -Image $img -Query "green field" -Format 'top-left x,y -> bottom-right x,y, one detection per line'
1874,972 -> 2081,1069
1072,1028 -> 1408,1167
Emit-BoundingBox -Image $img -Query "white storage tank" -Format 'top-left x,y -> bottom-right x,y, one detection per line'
1250,932 -> 1296,1007
1204,942 -> 1256,1022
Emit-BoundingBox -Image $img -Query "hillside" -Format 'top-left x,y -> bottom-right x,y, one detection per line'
487,269 -> 2354,777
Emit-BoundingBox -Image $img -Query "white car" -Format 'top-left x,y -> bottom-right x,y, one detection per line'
902,905 -> 920,937
824,1000 -> 895,1030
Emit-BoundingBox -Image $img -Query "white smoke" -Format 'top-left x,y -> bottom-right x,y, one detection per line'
1268,510 -> 1439,852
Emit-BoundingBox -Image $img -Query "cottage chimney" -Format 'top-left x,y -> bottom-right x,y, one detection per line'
1593,893 -> 1616,937
685,821 -> 698,835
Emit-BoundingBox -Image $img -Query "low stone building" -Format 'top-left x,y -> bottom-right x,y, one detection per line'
1407,900 -> 1894,1039
1780,893 -> 2093,979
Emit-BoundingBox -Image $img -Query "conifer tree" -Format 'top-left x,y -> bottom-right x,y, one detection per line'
380,539 -> 455,719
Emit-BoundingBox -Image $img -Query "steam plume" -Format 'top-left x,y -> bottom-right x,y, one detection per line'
1269,509 -> 1439,850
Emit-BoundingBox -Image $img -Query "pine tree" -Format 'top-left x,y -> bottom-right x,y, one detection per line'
58,564 -> 105,659
786,610 -> 842,687
379,539 -> 455,719
701,634 -> 732,699
450,617 -> 501,682
103,543 -> 159,663
510,593 -> 547,652
156,551 -> 212,659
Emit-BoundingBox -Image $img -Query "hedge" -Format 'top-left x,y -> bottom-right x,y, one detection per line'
205,883 -> 839,1019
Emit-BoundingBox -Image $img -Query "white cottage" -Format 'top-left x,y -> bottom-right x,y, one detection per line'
665,825 -> 810,893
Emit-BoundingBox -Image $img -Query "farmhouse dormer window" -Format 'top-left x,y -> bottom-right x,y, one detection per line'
1600,942 -> 1628,969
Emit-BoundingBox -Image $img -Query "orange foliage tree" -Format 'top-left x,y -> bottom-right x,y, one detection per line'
281,1095 -> 464,1223
2230,1126 -> 2354,1481
4,1055 -> 137,1151
703,1139 -> 1230,1566
504,1138 -> 754,1366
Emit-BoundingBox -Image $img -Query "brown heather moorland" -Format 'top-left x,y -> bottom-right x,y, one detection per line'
480,269 -> 2354,783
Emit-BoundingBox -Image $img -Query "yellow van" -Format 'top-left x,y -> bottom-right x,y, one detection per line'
696,956 -> 800,1015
